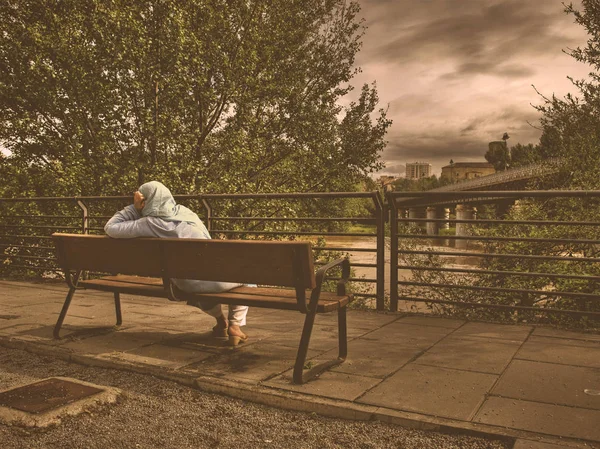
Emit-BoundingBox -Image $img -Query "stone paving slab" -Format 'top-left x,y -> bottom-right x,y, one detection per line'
104,343 -> 215,369
475,397 -> 600,441
328,338 -> 422,378
413,335 -> 523,374
360,322 -> 453,349
532,327 -> 600,343
265,370 -> 381,401
180,341 -> 323,383
492,360 -> 600,410
514,439 -> 593,449
396,315 -> 466,329
61,326 -> 173,355
451,321 -> 532,341
357,363 -> 498,420
516,336 -> 600,369
2,280 -> 600,446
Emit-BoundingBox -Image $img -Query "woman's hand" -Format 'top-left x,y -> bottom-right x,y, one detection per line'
134,191 -> 145,214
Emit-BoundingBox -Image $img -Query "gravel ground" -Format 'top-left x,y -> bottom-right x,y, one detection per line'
0,346 -> 511,449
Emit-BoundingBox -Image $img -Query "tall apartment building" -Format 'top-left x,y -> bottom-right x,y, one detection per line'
405,162 -> 432,179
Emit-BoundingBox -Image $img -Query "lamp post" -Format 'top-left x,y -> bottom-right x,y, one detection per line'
449,159 -> 455,183
502,132 -> 510,170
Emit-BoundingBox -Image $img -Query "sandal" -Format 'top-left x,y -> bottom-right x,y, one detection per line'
228,334 -> 249,346
212,324 -> 228,338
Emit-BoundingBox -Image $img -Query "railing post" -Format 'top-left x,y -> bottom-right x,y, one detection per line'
76,199 -> 88,234
75,198 -> 89,280
201,199 -> 212,231
387,193 -> 399,312
372,192 -> 385,311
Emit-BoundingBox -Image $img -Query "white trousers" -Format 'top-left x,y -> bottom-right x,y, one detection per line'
202,303 -> 248,326
189,301 -> 248,326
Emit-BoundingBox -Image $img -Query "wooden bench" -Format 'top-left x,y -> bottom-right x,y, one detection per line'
52,233 -> 352,384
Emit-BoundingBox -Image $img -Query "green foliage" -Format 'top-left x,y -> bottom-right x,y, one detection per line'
535,0 -> 600,190
391,175 -> 445,192
398,200 -> 600,328
485,141 -> 510,171
0,0 -> 390,197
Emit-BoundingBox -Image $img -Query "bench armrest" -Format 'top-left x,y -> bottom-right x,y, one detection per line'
308,257 -> 350,312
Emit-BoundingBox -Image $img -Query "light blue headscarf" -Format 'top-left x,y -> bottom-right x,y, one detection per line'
138,181 -> 202,227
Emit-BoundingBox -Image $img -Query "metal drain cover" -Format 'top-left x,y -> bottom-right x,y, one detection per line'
0,377 -> 121,427
0,378 -> 103,414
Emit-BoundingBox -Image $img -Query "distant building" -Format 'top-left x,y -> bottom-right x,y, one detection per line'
405,162 -> 432,180
440,162 -> 495,182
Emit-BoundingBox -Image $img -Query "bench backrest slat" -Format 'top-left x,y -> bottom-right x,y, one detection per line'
53,234 -> 163,277
52,234 -> 316,289
161,238 -> 316,289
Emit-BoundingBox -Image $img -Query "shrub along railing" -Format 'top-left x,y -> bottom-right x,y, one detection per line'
0,192 -> 386,310
387,190 -> 600,325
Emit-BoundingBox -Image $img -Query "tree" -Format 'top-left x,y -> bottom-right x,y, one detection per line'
485,140 -> 510,171
392,175 -> 443,192
535,0 -> 600,190
0,0 -> 390,197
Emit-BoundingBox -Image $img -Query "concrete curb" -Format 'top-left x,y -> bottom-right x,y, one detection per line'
1,336 -> 596,448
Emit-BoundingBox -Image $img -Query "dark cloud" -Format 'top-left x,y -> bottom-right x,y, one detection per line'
358,0 -> 584,78
378,104 -> 542,175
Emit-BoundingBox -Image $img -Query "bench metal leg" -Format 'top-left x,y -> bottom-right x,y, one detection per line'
114,292 -> 122,326
53,286 -> 76,339
338,306 -> 348,360
292,306 -> 348,385
293,311 -> 317,384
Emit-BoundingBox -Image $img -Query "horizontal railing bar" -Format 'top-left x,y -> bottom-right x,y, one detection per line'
177,192 -> 377,200
88,227 -> 105,231
211,230 -> 377,237
398,281 -> 599,299
352,293 -> 377,298
3,264 -> 60,272
397,249 -> 600,262
0,225 -> 81,230
399,265 -> 600,281
396,218 -> 600,226
0,235 -> 54,240
390,190 -> 600,198
314,261 -> 378,268
329,277 -> 377,283
313,247 -> 377,253
212,217 -> 376,223
3,254 -> 56,261
398,296 -> 600,317
0,192 -> 377,202
396,234 -> 600,245
0,244 -> 54,251
0,215 -> 81,220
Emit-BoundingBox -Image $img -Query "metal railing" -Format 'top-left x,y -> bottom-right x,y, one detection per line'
387,190 -> 600,320
0,192 -> 386,310
3,190 -> 600,321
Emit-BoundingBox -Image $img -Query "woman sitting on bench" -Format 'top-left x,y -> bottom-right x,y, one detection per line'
104,181 -> 249,346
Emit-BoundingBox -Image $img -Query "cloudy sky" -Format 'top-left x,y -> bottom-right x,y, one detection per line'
352,0 -> 592,176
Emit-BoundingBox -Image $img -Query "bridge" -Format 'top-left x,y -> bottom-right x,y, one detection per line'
390,159 -> 562,247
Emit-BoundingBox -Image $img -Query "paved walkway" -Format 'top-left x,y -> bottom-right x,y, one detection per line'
0,280 -> 598,449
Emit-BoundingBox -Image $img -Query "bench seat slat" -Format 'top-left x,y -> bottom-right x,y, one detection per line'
80,276 -> 350,313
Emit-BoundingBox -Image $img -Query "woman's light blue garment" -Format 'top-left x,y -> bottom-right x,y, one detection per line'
138,181 -> 202,227
104,182 -> 242,294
